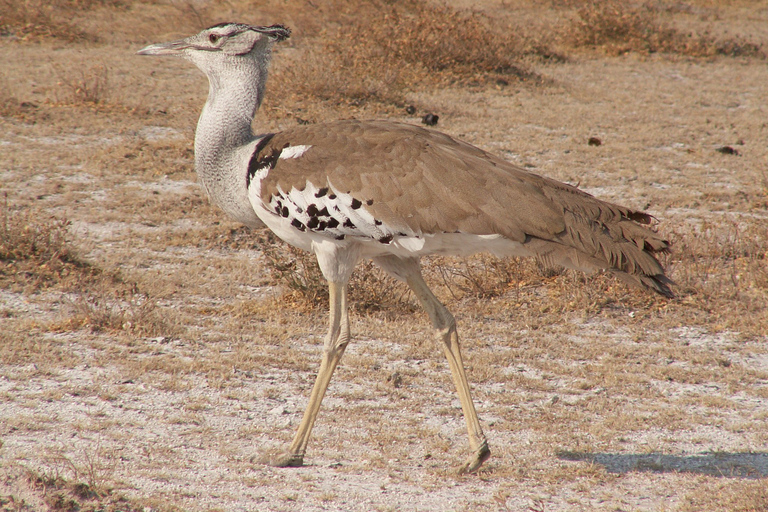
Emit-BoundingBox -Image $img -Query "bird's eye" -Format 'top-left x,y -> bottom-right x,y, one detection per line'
209,34 -> 220,44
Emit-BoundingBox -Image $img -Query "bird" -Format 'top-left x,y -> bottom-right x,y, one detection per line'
138,23 -> 672,474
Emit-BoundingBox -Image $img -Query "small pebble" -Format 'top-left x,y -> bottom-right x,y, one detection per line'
422,113 -> 439,126
716,146 -> 739,155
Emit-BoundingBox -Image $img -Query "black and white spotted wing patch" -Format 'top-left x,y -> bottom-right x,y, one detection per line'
267,181 -> 406,244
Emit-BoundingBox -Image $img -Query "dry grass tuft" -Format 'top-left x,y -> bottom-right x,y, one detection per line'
1,202 -> 71,264
426,254 -> 547,300
256,231 -> 328,309
272,0 -> 545,115
0,76 -> 24,118
0,327 -> 82,367
0,0 -> 114,42
257,236 -> 665,325
54,64 -> 111,106
349,0 -> 537,78
678,477 -> 768,512
59,282 -> 179,337
565,1 -> 764,57
0,196 -> 90,291
350,261 -> 417,315
667,220 -> 768,337
256,231 -> 415,315
250,210 -> 767,345
0,466 -> 171,512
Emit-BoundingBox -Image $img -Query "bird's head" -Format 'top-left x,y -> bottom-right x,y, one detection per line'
137,23 -> 290,71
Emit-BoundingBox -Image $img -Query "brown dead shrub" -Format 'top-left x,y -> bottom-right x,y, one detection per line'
272,0 -> 544,114
257,231 -> 328,308
426,254 -> 534,300
219,214 -> 767,337
55,64 -> 111,106
9,467 -> 162,512
0,196 -> 90,290
677,477 -> 768,512
0,76 -> 23,117
60,281 -> 179,337
565,1 -> 764,58
0,0 -> 118,42
357,1 -> 535,78
567,1 -> 678,53
1,204 -> 70,264
256,230 -> 415,315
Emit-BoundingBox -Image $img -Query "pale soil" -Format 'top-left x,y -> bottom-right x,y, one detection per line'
1,3 -> 768,512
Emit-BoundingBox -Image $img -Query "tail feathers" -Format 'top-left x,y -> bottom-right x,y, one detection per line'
524,210 -> 674,298
611,270 -> 675,298
616,218 -> 670,253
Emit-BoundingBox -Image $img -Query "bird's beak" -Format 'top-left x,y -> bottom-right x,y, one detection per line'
136,40 -> 189,56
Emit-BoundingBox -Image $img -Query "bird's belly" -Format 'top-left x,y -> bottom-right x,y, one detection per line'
367,232 -> 530,259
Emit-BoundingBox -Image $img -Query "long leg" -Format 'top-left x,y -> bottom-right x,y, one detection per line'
375,256 -> 490,474
269,280 -> 350,467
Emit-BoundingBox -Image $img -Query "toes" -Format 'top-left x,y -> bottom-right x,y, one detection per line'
457,442 -> 491,475
271,452 -> 304,467
253,448 -> 304,468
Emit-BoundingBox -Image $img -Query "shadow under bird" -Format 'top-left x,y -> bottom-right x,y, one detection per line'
138,23 -> 673,474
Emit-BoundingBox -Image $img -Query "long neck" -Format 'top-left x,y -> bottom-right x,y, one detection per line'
194,57 -> 269,227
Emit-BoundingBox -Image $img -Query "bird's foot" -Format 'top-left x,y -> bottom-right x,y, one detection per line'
253,448 -> 304,468
271,451 -> 304,467
457,440 -> 491,475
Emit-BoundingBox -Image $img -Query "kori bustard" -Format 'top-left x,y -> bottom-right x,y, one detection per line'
138,23 -> 672,474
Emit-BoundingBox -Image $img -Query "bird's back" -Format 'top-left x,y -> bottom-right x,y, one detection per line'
247,119 -> 672,296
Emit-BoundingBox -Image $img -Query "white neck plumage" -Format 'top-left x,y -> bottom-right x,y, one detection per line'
194,56 -> 270,227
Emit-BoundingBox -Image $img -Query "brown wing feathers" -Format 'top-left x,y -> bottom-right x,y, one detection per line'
255,120 -> 672,297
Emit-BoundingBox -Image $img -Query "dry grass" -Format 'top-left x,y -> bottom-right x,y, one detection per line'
0,195 -> 88,291
678,478 -> 768,512
0,326 -> 82,368
56,282 -> 178,337
271,0 -> 547,117
269,0 -> 765,119
0,467 -> 172,512
427,255 -> 553,301
0,196 -> 180,337
667,220 -> 768,337
257,233 -> 559,317
53,63 -> 111,106
565,0 -> 765,57
256,230 -> 416,315
0,76 -> 25,118
260,215 -> 768,338
0,0 -> 115,42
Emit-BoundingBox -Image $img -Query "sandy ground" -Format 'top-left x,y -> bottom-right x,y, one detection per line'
2,3 -> 768,511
